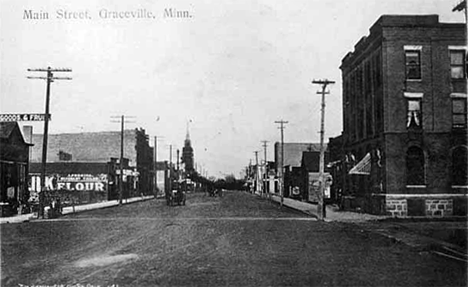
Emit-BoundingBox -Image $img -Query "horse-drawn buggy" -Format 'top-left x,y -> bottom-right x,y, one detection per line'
166,182 -> 186,206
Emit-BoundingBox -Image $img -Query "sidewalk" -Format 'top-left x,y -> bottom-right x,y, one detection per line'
0,195 -> 155,224
266,193 -> 467,262
269,194 -> 388,222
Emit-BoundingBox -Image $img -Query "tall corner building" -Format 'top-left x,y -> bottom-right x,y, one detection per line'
339,15 -> 467,217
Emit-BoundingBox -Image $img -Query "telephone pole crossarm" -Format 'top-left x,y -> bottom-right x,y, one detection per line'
27,67 -> 72,218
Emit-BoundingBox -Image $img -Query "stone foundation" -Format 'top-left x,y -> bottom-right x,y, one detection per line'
385,197 -> 458,217
346,194 -> 466,217
425,199 -> 453,217
386,199 -> 407,217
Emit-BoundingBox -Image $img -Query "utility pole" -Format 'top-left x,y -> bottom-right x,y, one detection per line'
176,149 -> 180,179
27,67 -> 72,218
254,151 -> 259,195
275,120 -> 288,207
154,136 -> 158,197
261,140 -> 268,198
312,79 -> 335,220
153,136 -> 163,197
111,115 -> 135,205
169,144 -> 173,192
249,159 -> 252,193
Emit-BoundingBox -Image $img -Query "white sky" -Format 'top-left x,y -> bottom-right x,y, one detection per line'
0,0 -> 465,178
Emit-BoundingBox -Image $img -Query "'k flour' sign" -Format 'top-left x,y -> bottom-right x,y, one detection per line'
29,174 -> 107,192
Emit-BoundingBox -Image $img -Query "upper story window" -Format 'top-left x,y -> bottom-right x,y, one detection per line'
407,99 -> 422,128
450,50 -> 466,79
404,93 -> 423,129
405,50 -> 421,80
452,98 -> 467,129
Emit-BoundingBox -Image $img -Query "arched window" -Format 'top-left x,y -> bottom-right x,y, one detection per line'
406,146 -> 425,185
452,146 -> 468,186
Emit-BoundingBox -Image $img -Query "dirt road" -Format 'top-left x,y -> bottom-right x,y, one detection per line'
1,191 -> 466,286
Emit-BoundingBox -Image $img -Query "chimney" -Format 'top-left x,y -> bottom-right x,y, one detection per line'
22,125 -> 33,144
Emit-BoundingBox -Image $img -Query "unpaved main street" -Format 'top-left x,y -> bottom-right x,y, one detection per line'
1,191 -> 466,286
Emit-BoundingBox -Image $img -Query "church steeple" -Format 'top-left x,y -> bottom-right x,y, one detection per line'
185,121 -> 190,143
182,120 -> 194,173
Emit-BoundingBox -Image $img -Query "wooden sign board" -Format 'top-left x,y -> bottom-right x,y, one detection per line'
0,113 -> 51,122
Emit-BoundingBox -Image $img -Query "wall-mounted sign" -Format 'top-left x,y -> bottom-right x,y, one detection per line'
0,113 -> 51,122
29,174 -> 107,192
115,169 -> 138,176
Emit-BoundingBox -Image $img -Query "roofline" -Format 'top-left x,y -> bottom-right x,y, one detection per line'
341,14 -> 466,68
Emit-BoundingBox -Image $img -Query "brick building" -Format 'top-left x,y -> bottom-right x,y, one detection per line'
30,128 -> 154,201
337,15 -> 467,217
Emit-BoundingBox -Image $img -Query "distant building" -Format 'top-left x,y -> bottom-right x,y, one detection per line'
274,142 -> 324,170
338,15 -> 467,217
275,142 -> 327,198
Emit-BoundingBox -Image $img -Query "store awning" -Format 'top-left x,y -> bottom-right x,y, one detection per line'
349,153 -> 371,175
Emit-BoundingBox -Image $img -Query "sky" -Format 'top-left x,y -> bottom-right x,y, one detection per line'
0,0 -> 465,178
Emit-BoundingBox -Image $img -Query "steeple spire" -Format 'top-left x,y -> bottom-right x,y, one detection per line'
182,119 -> 194,173
186,120 -> 190,141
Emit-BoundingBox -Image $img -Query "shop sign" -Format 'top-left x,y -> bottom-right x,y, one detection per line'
115,169 -> 138,176
29,174 -> 107,192
307,173 -> 332,202
0,113 -> 51,122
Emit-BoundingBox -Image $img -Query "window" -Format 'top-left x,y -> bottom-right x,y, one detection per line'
406,50 -> 421,80
452,99 -> 467,128
450,50 -> 466,79
407,99 -> 422,128
452,146 -> 468,186
406,146 -> 425,186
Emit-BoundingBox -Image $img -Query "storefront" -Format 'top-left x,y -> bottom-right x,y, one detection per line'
0,122 -> 32,216
29,160 -> 137,206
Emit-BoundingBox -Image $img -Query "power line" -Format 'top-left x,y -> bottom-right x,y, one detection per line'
27,67 -> 72,218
